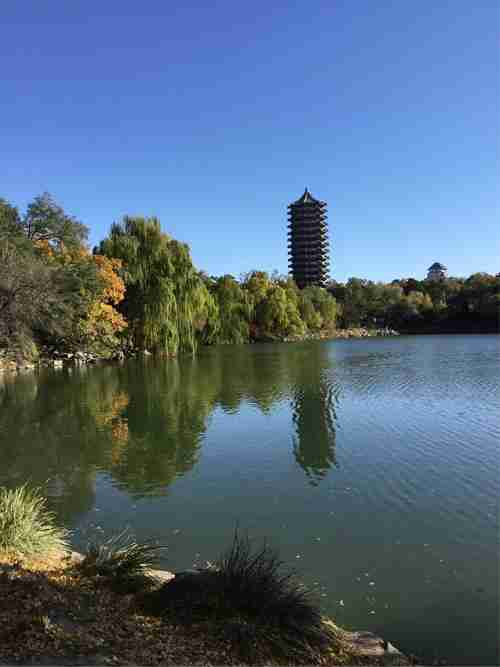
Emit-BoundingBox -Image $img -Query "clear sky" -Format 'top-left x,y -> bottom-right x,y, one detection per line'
2,1 -> 498,282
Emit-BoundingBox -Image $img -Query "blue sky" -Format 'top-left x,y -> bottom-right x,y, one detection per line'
2,1 -> 498,282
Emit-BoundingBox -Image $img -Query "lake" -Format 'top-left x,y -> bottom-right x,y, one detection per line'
1,335 -> 498,665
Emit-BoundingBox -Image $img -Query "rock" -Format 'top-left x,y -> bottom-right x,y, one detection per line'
146,568 -> 175,585
341,629 -> 411,665
166,568 -> 218,594
141,567 -> 220,616
68,550 -> 85,564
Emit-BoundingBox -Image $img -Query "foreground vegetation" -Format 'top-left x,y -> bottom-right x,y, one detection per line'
0,485 -> 407,665
1,193 -> 497,365
78,529 -> 166,593
0,485 -> 69,557
141,533 -> 339,665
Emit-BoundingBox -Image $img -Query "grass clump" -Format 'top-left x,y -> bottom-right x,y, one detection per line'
0,484 -> 69,557
143,531 -> 339,664
78,529 -> 166,593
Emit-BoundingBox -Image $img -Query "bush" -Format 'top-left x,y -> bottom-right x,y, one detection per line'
142,531 -> 338,664
78,529 -> 166,593
0,485 -> 69,557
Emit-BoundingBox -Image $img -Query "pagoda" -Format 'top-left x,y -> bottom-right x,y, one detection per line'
427,262 -> 448,282
287,188 -> 329,289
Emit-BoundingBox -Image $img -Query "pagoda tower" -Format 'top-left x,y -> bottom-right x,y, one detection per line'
426,262 -> 448,282
287,188 -> 329,289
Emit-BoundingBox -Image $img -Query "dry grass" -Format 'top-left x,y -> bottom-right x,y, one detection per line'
0,553 -> 236,665
0,551 -> 363,666
0,550 -> 407,666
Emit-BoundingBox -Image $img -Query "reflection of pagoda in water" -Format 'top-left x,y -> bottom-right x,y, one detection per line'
290,347 -> 339,485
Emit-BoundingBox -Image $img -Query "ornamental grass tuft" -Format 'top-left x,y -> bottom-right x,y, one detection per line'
142,531 -> 339,664
78,529 -> 166,593
0,484 -> 69,557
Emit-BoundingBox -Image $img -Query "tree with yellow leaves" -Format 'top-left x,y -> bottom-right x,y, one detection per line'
0,194 -> 127,358
35,243 -> 128,355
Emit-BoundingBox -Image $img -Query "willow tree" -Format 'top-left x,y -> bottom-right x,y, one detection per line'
300,286 -> 338,332
97,216 -> 214,354
211,275 -> 253,344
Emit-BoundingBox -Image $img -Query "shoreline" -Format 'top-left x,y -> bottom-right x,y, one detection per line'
0,550 -> 413,666
0,328 -> 400,376
2,327 -> 498,377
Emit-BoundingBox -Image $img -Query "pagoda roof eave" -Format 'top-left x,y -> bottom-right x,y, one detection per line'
289,188 -> 326,206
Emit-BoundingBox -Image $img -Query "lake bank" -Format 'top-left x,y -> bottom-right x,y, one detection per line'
0,327 -> 401,375
5,323 -> 500,376
0,549 -> 412,666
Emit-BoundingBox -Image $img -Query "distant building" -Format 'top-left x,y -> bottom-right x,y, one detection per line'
427,262 -> 448,282
287,188 -> 329,289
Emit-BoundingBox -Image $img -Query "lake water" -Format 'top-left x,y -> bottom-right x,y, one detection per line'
1,335 -> 498,665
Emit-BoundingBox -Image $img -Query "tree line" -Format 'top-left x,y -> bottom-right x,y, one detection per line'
329,273 -> 499,333
1,193 -> 498,361
0,194 -> 338,359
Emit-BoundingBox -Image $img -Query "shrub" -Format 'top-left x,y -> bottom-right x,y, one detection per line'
0,485 -> 69,557
78,529 -> 166,593
142,531 -> 338,664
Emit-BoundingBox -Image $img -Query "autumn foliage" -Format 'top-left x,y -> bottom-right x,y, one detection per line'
81,255 -> 127,354
0,195 -> 127,358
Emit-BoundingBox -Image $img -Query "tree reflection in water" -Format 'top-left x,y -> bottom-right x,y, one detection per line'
0,343 -> 341,524
0,368 -> 99,524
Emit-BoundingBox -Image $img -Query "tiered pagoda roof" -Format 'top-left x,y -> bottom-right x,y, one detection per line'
428,262 -> 447,271
287,188 -> 329,289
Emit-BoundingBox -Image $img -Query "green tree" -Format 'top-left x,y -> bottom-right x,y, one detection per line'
211,275 -> 253,344
22,193 -> 88,249
462,273 -> 500,319
386,290 -> 433,327
259,285 -> 289,336
300,286 -> 337,332
400,278 -> 424,295
341,278 -> 369,327
0,241 -> 61,357
279,280 -> 307,338
98,216 -> 213,354
242,270 -> 272,304
0,199 -> 23,243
